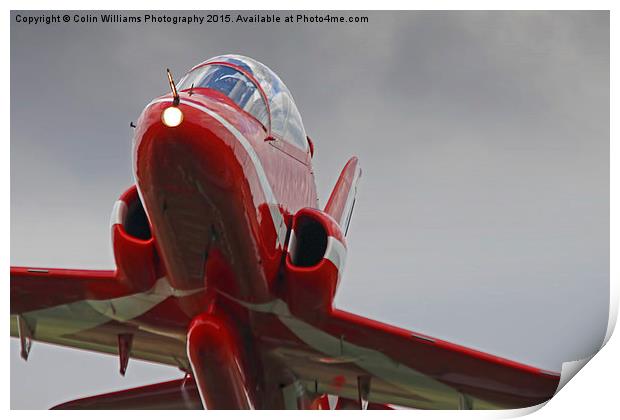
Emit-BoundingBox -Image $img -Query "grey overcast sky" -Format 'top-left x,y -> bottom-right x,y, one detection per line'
10,11 -> 609,409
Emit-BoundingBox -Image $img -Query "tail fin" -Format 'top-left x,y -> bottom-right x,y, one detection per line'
324,157 -> 362,235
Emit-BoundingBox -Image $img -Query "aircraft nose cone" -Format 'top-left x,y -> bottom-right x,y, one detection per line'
132,99 -> 243,291
134,100 -> 239,192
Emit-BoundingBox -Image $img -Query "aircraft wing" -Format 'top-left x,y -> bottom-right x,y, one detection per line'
261,304 -> 561,410
10,266 -> 189,371
11,266 -> 560,409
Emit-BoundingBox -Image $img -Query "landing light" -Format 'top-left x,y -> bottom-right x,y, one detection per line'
162,106 -> 183,127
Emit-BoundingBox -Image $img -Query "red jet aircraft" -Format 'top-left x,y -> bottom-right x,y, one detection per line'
11,55 -> 560,410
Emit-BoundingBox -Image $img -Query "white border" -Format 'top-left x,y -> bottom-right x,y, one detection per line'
4,2 -> 616,418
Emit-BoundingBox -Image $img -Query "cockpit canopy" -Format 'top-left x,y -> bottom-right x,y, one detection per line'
177,55 -> 308,151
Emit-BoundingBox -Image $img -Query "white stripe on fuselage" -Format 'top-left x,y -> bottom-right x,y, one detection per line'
146,98 -> 287,249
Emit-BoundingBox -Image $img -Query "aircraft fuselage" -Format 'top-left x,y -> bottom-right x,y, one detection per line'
132,87 -> 318,408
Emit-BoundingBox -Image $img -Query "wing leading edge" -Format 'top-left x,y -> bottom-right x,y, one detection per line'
267,306 -> 560,409
227,286 -> 560,410
10,266 -> 190,370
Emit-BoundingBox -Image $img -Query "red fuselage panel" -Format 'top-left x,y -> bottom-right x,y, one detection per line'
133,91 -> 316,305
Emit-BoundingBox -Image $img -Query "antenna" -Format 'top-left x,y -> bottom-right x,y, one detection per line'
166,68 -> 180,106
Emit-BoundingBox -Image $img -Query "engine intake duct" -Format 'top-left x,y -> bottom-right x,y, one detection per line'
123,193 -> 151,240
281,208 -> 347,321
289,213 -> 328,268
110,185 -> 159,291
